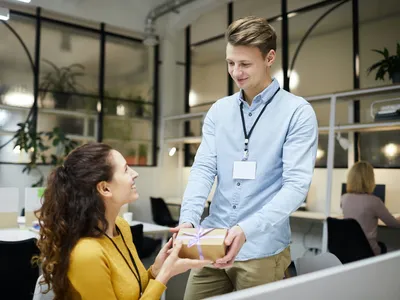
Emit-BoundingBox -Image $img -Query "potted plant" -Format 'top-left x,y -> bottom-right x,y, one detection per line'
138,144 -> 148,165
132,95 -> 150,118
8,119 -> 78,186
367,42 -> 400,84
125,148 -> 137,165
39,59 -> 85,109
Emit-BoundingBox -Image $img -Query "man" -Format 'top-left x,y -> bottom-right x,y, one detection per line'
172,16 -> 318,299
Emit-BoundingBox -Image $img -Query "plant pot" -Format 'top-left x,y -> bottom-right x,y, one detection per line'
139,156 -> 147,165
126,156 -> 137,165
392,72 -> 400,84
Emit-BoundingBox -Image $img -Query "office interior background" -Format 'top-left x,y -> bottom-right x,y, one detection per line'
1,0 -> 400,285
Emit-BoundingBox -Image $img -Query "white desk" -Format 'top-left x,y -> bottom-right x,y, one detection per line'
165,197 -> 210,207
290,211 -> 400,227
129,221 -> 171,246
0,228 -> 37,241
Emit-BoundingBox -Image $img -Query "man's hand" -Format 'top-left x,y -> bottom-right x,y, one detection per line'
170,222 -> 193,240
214,225 -> 246,268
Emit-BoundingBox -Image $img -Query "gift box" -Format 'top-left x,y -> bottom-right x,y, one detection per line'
175,227 -> 228,261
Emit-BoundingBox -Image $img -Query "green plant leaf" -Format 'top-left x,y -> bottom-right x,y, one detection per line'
32,177 -> 44,187
50,154 -> 58,165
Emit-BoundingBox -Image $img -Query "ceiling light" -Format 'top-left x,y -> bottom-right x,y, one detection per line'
16,0 -> 31,3
316,148 -> 325,160
168,147 -> 177,157
0,7 -> 10,21
383,143 -> 398,158
273,69 -> 300,90
336,132 -> 350,150
3,91 -> 34,108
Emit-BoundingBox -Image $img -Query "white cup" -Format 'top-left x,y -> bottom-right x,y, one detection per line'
123,212 -> 133,224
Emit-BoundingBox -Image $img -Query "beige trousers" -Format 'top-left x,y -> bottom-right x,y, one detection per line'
183,247 -> 291,300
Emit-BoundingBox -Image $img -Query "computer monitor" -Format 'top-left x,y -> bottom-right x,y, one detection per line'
341,183 -> 385,202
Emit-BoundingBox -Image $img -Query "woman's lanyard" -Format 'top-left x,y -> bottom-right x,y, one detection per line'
239,87 -> 280,160
101,225 -> 143,296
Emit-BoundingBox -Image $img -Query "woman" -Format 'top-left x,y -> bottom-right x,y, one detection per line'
35,143 -> 210,300
341,161 -> 400,255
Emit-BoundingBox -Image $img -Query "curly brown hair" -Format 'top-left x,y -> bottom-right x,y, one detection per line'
35,142 -> 114,299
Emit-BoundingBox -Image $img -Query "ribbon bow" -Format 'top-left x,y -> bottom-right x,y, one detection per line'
178,227 -> 226,260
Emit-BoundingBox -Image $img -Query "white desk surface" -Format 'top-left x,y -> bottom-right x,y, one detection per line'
0,228 -> 37,242
129,221 -> 171,234
290,211 -> 400,227
165,197 -> 210,207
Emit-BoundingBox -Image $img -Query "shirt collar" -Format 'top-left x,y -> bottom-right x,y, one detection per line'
237,77 -> 280,106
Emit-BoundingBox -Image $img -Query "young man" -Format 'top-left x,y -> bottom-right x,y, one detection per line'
172,16 -> 318,299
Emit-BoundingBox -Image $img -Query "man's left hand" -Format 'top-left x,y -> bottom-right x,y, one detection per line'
214,225 -> 246,268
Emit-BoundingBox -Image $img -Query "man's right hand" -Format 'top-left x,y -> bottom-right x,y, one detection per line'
170,222 -> 193,239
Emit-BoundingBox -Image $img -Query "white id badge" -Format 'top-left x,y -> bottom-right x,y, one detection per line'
233,161 -> 257,180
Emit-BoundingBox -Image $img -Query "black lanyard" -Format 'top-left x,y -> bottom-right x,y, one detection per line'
101,225 -> 143,296
239,87 -> 280,160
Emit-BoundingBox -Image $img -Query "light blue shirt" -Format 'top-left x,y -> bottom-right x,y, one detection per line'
179,79 -> 318,260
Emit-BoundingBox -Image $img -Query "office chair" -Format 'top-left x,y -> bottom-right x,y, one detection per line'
0,238 -> 40,300
295,252 -> 342,275
150,197 -> 179,227
327,217 -> 375,264
130,224 -> 161,259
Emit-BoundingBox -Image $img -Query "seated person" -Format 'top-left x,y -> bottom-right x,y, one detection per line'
35,142 -> 211,300
341,161 -> 400,255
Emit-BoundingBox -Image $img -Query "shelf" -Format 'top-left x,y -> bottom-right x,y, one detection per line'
103,138 -> 152,144
318,121 -> 400,133
104,114 -> 152,122
164,136 -> 202,144
163,112 -> 206,121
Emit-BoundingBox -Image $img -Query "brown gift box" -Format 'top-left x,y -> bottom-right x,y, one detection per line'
175,228 -> 228,262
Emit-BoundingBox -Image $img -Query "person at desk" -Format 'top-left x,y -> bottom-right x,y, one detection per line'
172,16 -> 318,300
341,161 -> 400,255
34,143 -> 210,300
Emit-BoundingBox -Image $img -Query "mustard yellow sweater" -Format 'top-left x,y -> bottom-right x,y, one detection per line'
68,217 -> 166,300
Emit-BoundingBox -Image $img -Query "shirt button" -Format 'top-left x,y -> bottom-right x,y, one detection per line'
237,182 -> 240,186
248,112 -> 252,116
233,205 -> 237,209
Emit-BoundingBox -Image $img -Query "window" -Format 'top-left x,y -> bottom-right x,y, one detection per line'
0,14 -> 36,163
359,0 -> 400,89
0,10 -> 158,166
103,36 -> 154,165
288,1 -> 353,96
358,91 -> 400,168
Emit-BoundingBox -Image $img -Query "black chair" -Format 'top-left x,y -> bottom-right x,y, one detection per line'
0,238 -> 40,300
327,217 -> 375,264
130,224 -> 161,259
150,197 -> 179,227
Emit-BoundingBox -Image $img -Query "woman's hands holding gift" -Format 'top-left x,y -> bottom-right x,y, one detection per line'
155,242 -> 212,285
213,225 -> 246,268
151,237 -> 174,278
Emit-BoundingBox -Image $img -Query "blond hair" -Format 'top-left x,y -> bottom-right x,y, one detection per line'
225,16 -> 277,57
346,161 -> 376,194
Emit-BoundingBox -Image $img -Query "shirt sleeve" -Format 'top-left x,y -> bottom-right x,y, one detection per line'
68,241 -> 118,300
179,104 -> 218,227
374,198 -> 400,228
239,103 -> 318,239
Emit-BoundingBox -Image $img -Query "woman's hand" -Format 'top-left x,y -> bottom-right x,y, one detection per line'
155,242 -> 212,285
151,238 -> 173,277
